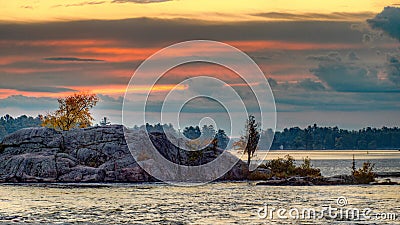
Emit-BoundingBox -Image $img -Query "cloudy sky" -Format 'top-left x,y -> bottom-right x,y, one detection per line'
0,0 -> 400,133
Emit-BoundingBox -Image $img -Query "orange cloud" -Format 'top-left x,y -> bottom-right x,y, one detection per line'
0,84 -> 187,99
0,67 -> 77,74
73,47 -> 156,62
85,84 -> 187,95
0,89 -> 75,99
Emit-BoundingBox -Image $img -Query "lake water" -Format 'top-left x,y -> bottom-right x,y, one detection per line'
0,183 -> 399,224
0,150 -> 399,224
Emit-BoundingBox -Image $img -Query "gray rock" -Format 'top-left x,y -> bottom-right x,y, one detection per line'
325,177 -> 346,183
0,153 -> 57,182
1,127 -> 62,155
375,172 -> 400,177
0,125 -> 247,183
58,166 -> 105,182
56,154 -> 78,176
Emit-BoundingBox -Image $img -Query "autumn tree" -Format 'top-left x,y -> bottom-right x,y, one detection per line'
233,115 -> 260,167
353,161 -> 376,184
42,92 -> 99,131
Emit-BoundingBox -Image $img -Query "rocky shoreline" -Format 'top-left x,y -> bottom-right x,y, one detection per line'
0,126 -> 398,185
255,175 -> 399,186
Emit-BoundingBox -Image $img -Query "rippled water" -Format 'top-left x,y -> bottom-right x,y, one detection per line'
0,150 -> 399,224
0,183 -> 399,224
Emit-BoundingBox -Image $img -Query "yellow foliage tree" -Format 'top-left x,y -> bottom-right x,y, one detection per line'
42,92 -> 99,131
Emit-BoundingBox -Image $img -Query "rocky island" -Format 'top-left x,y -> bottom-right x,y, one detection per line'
0,125 -> 247,183
0,125 -> 398,185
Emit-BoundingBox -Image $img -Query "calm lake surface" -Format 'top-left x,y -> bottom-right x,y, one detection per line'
0,150 -> 399,224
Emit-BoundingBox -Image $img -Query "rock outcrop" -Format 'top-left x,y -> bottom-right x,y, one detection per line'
255,174 -> 398,186
0,125 -> 247,183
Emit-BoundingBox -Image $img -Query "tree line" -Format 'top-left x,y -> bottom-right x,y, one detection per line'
0,114 -> 42,140
271,124 -> 400,150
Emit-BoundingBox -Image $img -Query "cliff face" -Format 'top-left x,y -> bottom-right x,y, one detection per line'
0,125 -> 247,182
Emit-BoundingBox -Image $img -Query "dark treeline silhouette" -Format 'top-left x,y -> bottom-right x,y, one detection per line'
135,123 -> 230,150
271,124 -> 400,150
0,114 -> 42,140
133,123 -> 176,134
182,125 -> 229,149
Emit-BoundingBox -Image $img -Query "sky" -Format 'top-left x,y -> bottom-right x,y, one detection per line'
0,0 -> 400,134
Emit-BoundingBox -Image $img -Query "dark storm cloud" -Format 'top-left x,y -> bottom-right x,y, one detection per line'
307,52 -> 341,62
0,18 -> 363,46
0,95 -> 57,110
296,78 -> 326,91
252,11 -> 375,21
367,6 -> 400,41
270,78 -> 326,92
112,0 -> 172,3
96,94 -> 124,110
309,53 -> 400,92
274,90 -> 400,112
43,57 -> 105,62
311,63 -> 381,92
266,76 -> 324,91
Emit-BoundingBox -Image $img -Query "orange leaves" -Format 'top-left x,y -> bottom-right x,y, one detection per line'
42,92 -> 99,131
